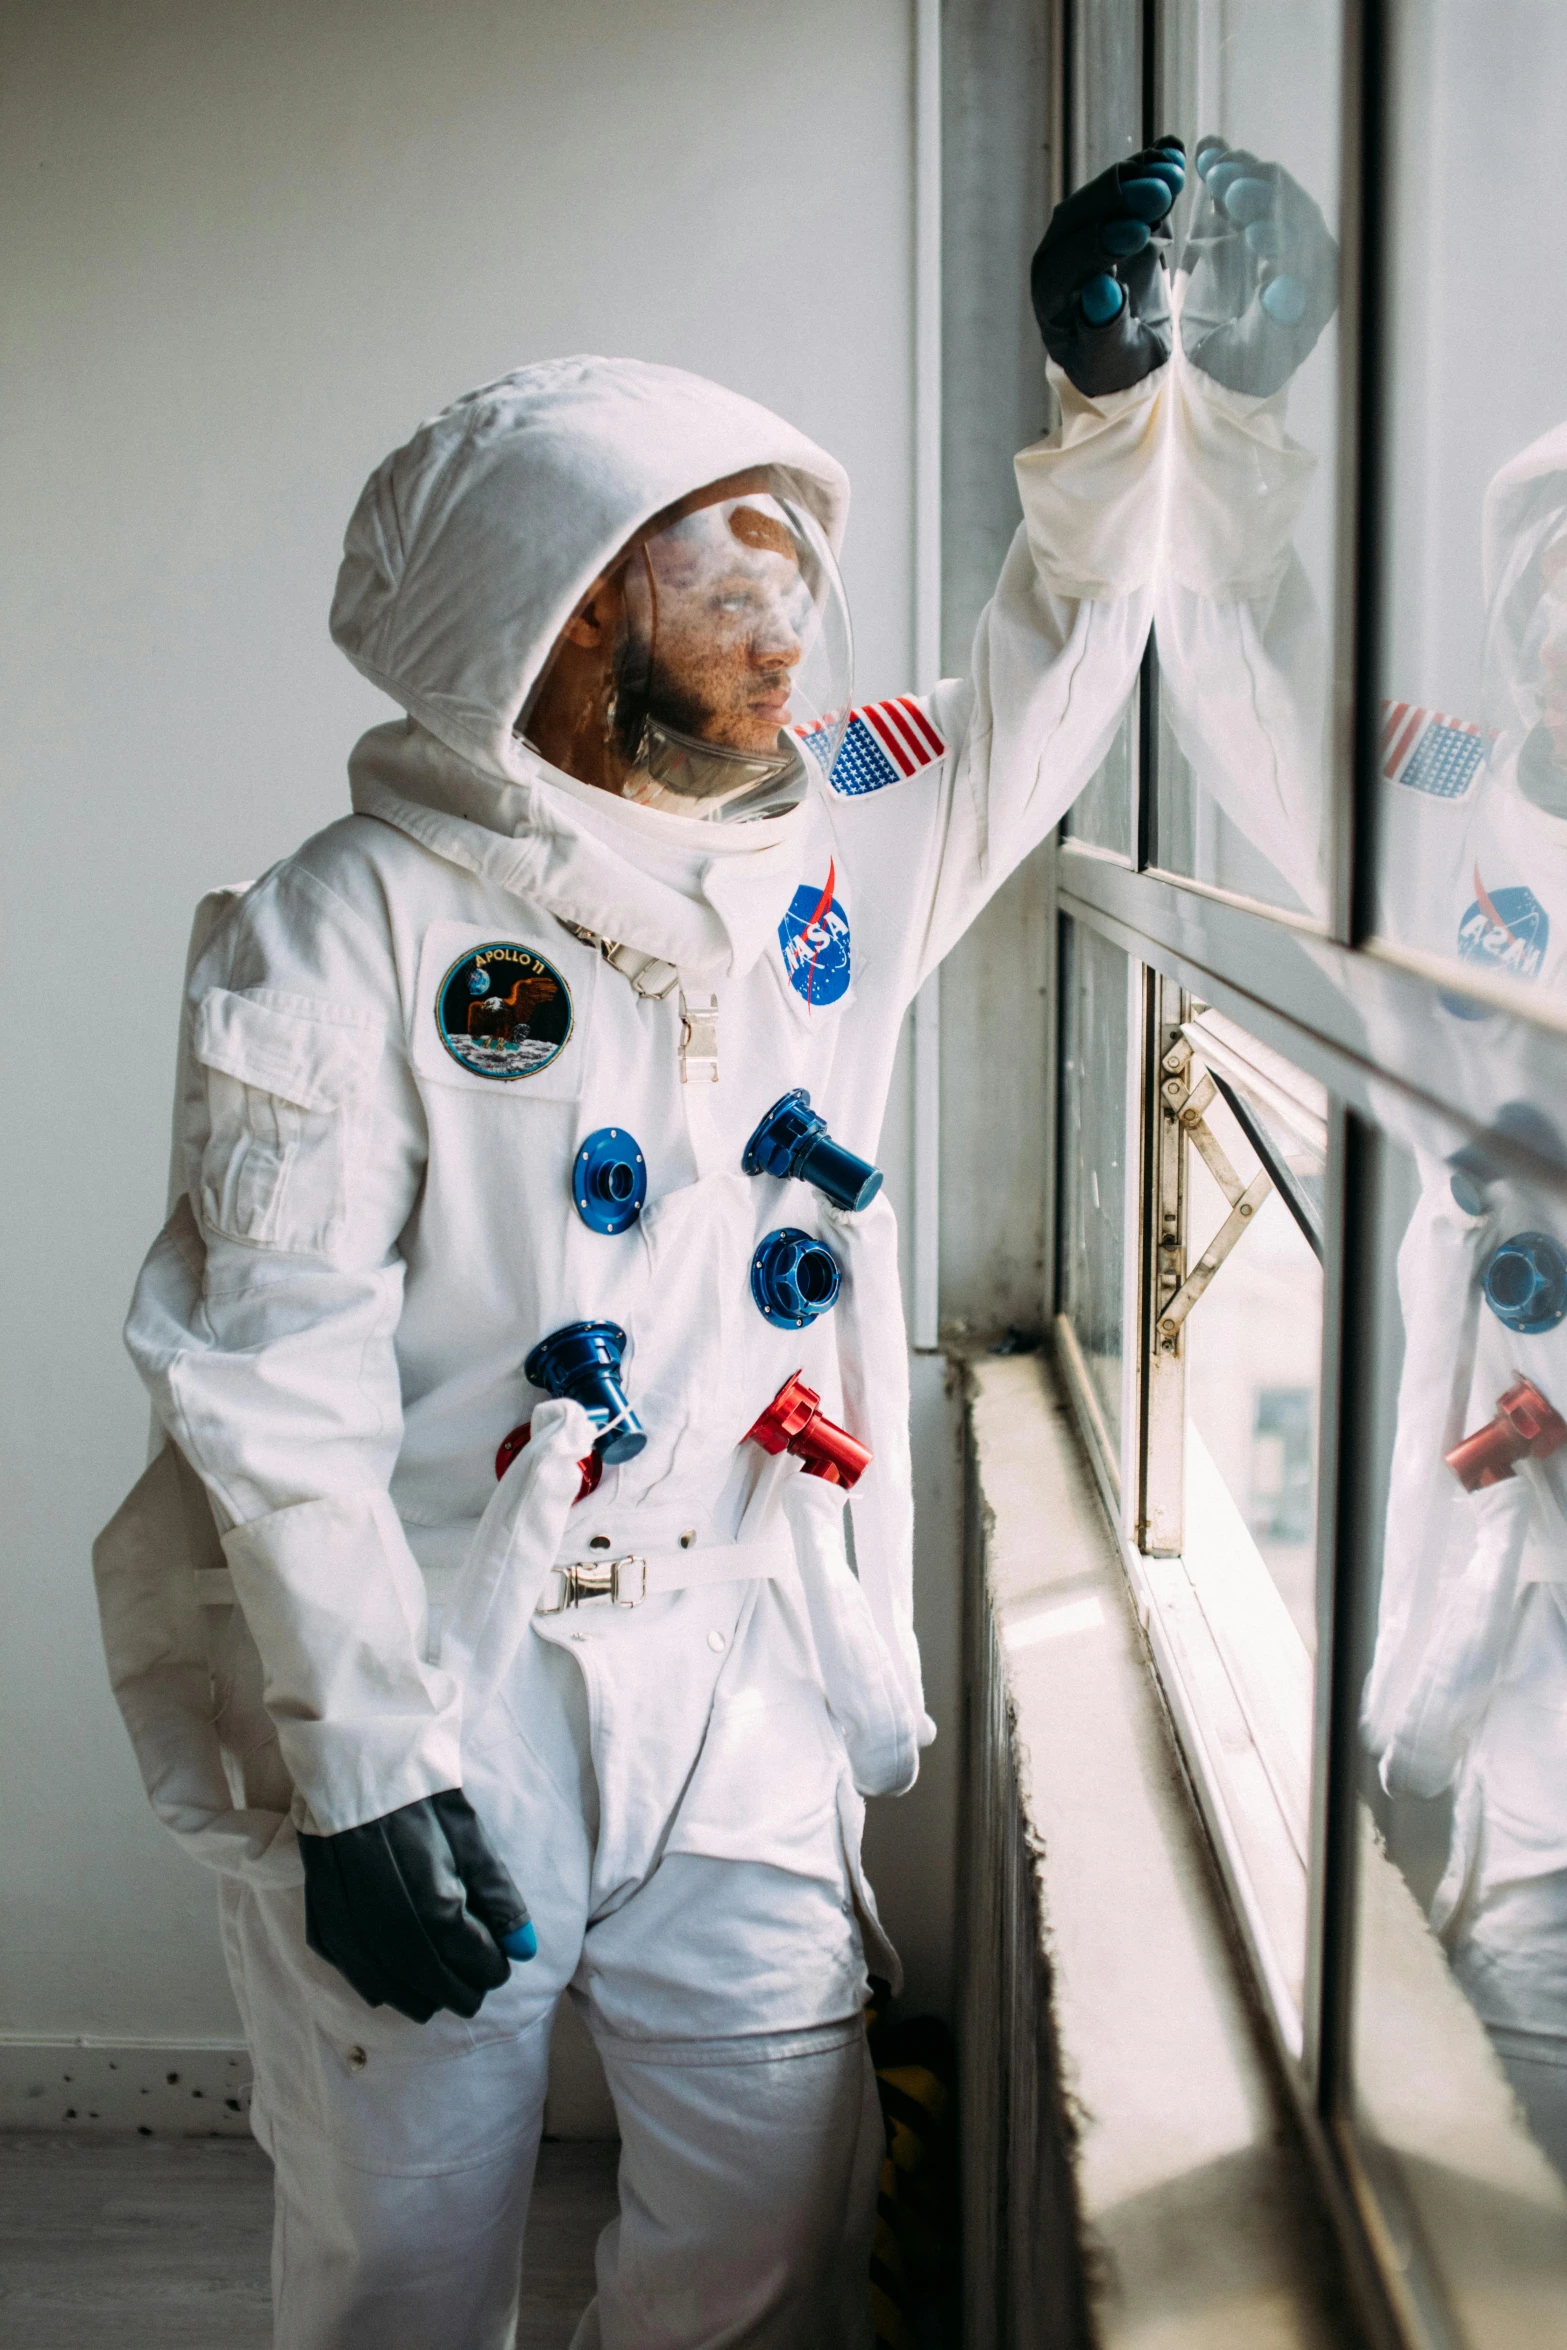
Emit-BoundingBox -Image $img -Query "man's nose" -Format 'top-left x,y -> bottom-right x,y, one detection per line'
752,616 -> 804,668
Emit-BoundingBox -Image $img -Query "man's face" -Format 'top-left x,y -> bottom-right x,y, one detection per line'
639,495 -> 812,755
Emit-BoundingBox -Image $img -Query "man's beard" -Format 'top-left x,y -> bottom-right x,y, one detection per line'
612,648 -> 784,773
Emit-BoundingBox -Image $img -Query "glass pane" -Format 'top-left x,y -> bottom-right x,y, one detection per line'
1372,4 -> 1567,1025
1352,1123 -> 1567,2338
1059,917 -> 1131,1464
1173,1007 -> 1325,2024
1150,0 -> 1343,922
1063,687 -> 1137,858
1182,1022 -> 1324,1654
1071,0 -> 1141,184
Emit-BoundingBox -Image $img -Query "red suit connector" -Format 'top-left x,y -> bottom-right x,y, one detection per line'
745,1372 -> 872,1490
1445,1376 -> 1567,1492
496,1420 -> 602,1503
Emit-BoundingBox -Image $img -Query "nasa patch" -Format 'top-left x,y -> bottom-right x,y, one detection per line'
778,868 -> 851,1006
1456,881 -> 1549,988
435,942 -> 573,1079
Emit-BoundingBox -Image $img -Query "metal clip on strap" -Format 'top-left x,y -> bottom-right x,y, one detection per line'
562,921 -> 680,1003
679,990 -> 719,1085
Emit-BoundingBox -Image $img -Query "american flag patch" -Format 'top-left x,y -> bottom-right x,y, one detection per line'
798,698 -> 946,796
1381,701 -> 1486,800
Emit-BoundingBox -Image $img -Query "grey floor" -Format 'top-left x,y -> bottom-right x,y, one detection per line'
0,2130 -> 620,2348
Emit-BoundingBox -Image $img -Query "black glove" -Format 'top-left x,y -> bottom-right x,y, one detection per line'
1179,139 -> 1339,399
1031,140 -> 1186,396
299,1787 -> 536,2025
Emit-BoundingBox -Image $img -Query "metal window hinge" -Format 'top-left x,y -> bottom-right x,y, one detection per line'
1155,1064 -> 1274,1346
679,990 -> 719,1084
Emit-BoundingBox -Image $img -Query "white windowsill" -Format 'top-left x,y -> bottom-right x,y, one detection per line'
965,1349 -> 1350,2346
969,1347 -> 1567,2349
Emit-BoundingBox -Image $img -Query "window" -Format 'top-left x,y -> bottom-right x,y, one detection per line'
1049,5 -> 1567,2341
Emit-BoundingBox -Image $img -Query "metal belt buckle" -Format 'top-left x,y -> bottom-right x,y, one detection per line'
539,1555 -> 647,1613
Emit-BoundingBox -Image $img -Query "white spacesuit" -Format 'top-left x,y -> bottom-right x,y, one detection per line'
1362,423 -> 1567,2175
93,348 -> 1153,2349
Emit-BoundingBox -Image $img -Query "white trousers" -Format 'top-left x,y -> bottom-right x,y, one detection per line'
218,1613 -> 883,2349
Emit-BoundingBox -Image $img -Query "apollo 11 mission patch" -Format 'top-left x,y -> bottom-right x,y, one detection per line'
435,942 -> 573,1079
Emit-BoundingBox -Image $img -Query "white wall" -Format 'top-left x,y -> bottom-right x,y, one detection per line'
0,0 -> 951,2055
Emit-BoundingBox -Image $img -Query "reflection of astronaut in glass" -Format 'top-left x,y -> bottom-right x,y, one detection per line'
1363,427 -> 1567,2175
1144,140 -> 1340,918
1377,425 -> 1567,995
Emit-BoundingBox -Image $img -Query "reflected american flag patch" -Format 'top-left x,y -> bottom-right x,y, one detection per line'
798,698 -> 947,796
1381,700 -> 1486,800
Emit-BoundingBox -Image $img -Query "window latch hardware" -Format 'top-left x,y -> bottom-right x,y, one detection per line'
1156,1067 -> 1275,1344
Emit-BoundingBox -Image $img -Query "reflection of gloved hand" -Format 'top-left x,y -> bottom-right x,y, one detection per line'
1031,140 -> 1186,396
1180,140 -> 1339,398
299,1787 -> 536,2025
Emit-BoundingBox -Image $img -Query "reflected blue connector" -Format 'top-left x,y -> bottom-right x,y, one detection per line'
524,1320 -> 647,1463
1483,1231 -> 1567,1336
500,1919 -> 538,1962
743,1089 -> 884,1214
751,1228 -> 842,1331
573,1127 -> 647,1235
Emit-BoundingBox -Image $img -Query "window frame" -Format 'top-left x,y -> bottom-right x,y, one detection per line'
1044,4 -> 1567,2342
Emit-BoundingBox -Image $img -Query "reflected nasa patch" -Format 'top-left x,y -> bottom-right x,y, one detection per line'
1444,879 -> 1549,1019
435,942 -> 573,1079
779,871 -> 851,1006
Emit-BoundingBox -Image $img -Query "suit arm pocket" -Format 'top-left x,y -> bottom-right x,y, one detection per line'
193,988 -> 383,1254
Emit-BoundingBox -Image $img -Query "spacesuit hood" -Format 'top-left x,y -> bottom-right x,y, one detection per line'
1481,418 -> 1567,745
330,356 -> 851,787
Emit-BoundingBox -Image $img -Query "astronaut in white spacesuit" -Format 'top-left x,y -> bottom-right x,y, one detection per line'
1362,423 -> 1567,2177
91,147 -> 1215,2348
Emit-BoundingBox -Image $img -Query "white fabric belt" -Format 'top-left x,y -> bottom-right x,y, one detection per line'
536,1536 -> 790,1614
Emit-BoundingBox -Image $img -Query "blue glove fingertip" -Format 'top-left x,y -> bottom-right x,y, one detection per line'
1100,219 -> 1151,258
500,1920 -> 538,1962
1079,273 -> 1125,327
1206,159 -> 1246,202
1244,219 -> 1294,258
1261,274 -> 1308,326
1120,175 -> 1175,223
1222,175 -> 1273,227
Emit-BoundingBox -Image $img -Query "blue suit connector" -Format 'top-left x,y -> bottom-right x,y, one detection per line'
742,1089 -> 883,1213
524,1321 -> 648,1463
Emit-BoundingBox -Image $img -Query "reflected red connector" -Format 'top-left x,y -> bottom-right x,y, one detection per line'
746,1372 -> 872,1490
1444,1377 -> 1567,1492
495,1420 -> 602,1503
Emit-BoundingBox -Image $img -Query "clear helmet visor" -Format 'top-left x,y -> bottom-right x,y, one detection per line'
521,470 -> 852,820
